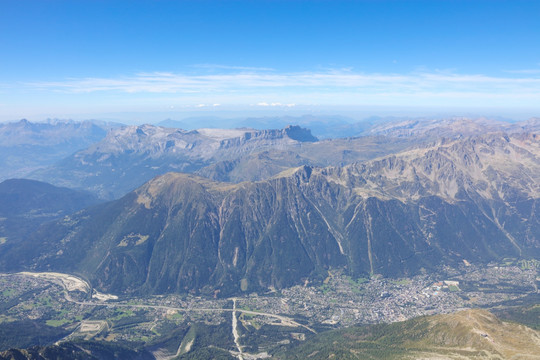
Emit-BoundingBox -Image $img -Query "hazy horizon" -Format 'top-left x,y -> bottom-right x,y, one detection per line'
2,106 -> 539,128
2,1 -> 539,123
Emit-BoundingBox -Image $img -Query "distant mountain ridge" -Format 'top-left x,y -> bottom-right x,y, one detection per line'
0,119 -> 118,181
157,114 -> 369,139
367,116 -> 540,138
29,124 -> 320,199
157,115 -> 538,139
14,117 -> 536,200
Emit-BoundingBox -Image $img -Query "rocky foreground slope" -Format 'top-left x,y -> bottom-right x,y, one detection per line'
2,131 -> 537,296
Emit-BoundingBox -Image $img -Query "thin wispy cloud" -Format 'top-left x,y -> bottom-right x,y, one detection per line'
504,69 -> 540,75
191,64 -> 275,72
257,102 -> 296,107
194,103 -> 222,108
23,69 -> 540,108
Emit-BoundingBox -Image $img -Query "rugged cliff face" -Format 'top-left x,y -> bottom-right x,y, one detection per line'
4,132 -> 538,296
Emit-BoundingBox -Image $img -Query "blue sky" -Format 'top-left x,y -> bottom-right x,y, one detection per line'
1,0 -> 539,122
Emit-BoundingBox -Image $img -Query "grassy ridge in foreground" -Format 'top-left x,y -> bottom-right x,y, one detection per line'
274,309 -> 540,359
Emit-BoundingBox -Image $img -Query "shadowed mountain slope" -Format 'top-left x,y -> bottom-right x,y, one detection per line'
0,179 -> 100,243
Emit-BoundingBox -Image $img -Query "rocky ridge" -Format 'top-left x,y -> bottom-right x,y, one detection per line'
29,124 -> 319,199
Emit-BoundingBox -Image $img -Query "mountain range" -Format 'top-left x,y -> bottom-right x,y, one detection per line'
2,130 -> 537,296
28,124 -> 411,199
2,116 -> 533,201
157,114 -> 370,139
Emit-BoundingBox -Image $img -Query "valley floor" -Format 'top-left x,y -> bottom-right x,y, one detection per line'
0,259 -> 538,359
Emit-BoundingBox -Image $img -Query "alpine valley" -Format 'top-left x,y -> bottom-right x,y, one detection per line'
0,117 -> 539,359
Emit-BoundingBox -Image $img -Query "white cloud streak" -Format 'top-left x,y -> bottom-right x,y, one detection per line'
257,102 -> 295,107
190,64 -> 275,72
27,70 -> 540,92
23,69 -> 540,108
504,68 -> 540,75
